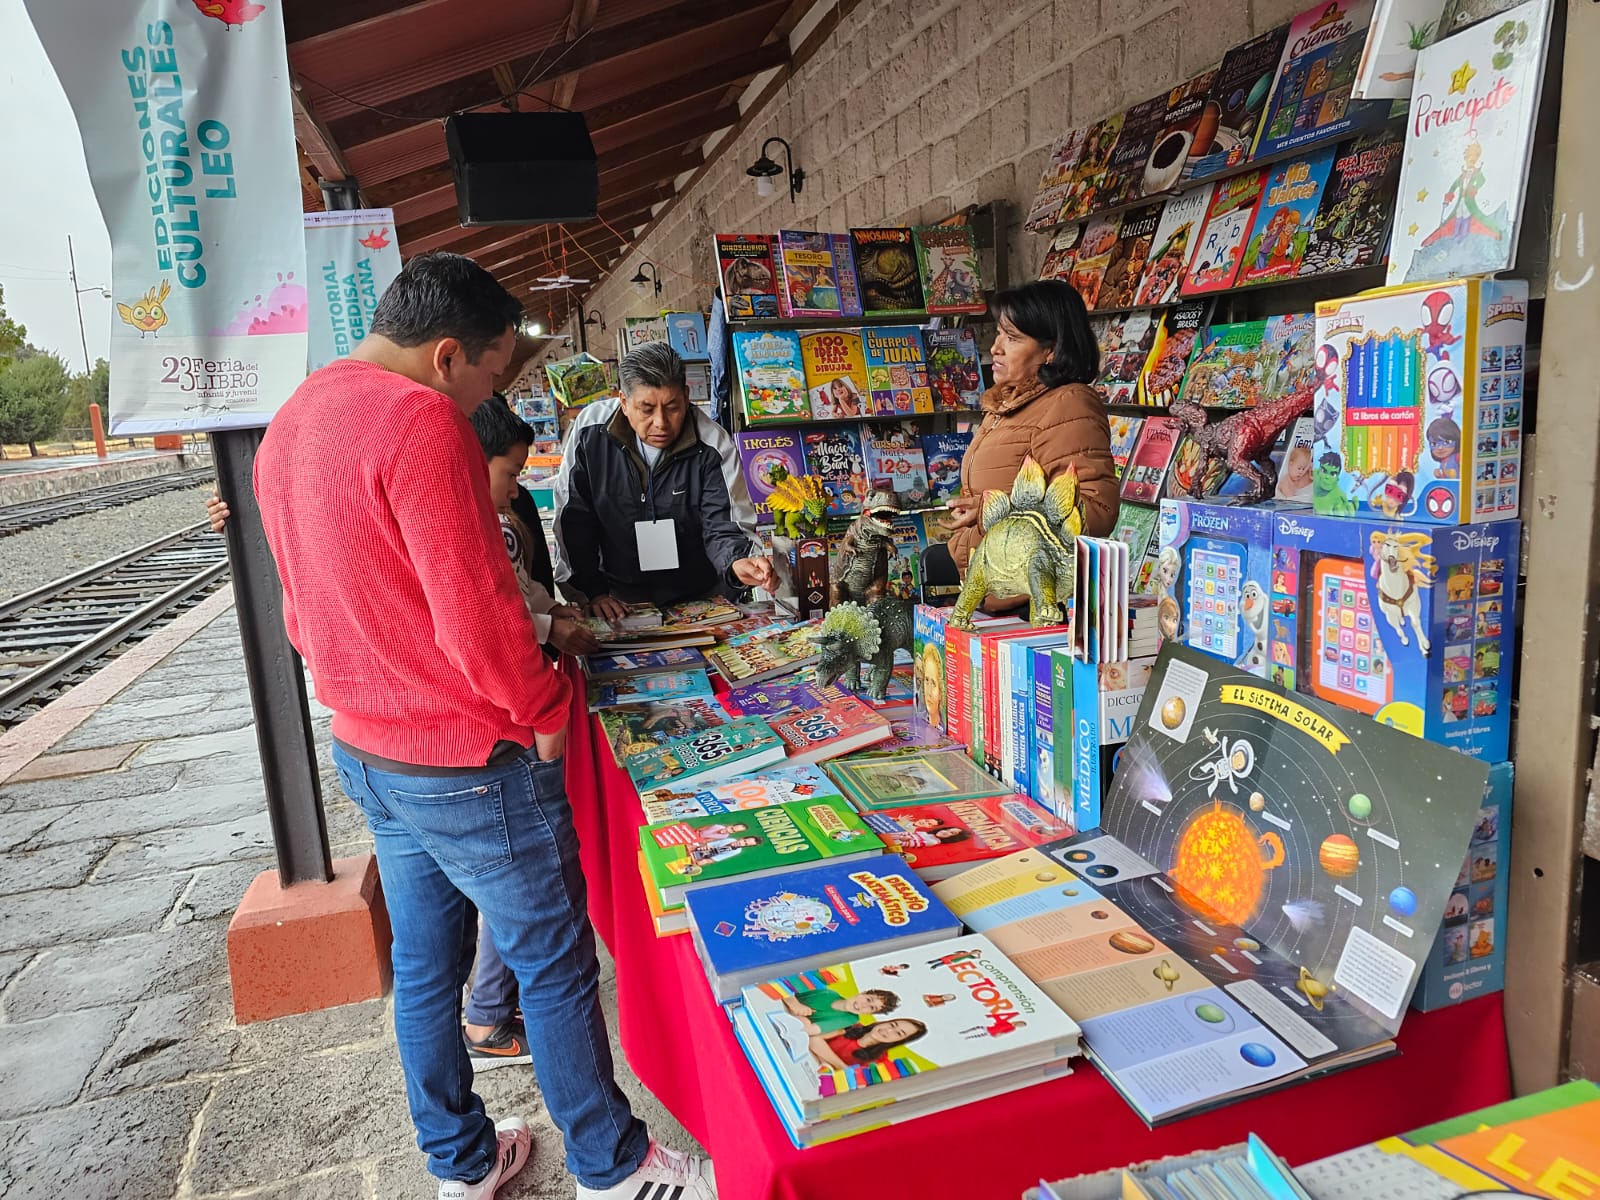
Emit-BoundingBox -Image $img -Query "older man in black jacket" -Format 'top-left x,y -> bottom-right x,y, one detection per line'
553,342 -> 776,623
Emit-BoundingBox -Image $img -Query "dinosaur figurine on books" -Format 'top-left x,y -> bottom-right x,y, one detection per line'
1168,384 -> 1314,505
949,457 -> 1084,631
814,598 -> 914,701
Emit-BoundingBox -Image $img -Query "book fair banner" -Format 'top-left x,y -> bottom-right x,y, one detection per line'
303,209 -> 402,372
24,0 -> 308,433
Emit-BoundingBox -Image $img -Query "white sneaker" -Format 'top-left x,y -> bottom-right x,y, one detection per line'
575,1140 -> 717,1200
439,1117 -> 533,1200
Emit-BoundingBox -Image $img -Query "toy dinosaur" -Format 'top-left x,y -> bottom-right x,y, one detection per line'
814,598 -> 915,701
830,489 -> 899,607
767,473 -> 828,539
949,457 -> 1084,631
1168,384 -> 1315,505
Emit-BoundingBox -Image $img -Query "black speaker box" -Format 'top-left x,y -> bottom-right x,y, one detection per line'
444,112 -> 598,226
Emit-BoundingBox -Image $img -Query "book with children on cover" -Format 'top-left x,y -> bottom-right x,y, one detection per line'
636,764 -> 846,824
861,794 -> 1073,882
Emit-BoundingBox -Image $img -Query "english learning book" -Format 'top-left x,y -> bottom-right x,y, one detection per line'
848,227 -> 926,314
921,327 -> 983,411
800,330 -> 869,421
1132,186 -> 1214,308
1236,147 -> 1337,286
1190,25 -> 1291,181
737,428 -> 806,525
862,326 -> 934,416
1096,203 -> 1166,311
597,697 -> 729,765
717,233 -> 779,319
732,330 -> 809,424
1255,0 -> 1392,158
861,420 -> 930,507
921,431 -> 971,501
1182,170 -> 1267,295
801,425 -> 868,517
914,226 -> 986,314
1388,0 -> 1551,285
1094,312 -> 1161,407
1301,126 -> 1406,276
636,763 -> 846,823
775,230 -> 843,317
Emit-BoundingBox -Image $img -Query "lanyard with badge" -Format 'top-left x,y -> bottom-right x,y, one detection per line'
634,439 -> 679,571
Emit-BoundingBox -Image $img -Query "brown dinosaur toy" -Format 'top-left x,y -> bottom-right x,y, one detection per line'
1168,384 -> 1314,504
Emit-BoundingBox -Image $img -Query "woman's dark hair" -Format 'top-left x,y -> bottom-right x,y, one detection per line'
370,252 -> 523,362
470,395 -> 535,459
839,1019 -> 928,1061
990,279 -> 1099,388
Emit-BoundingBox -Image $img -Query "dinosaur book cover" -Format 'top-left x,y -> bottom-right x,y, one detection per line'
717,234 -> 780,320
1301,127 -> 1406,277
1236,147 -> 1338,286
849,228 -> 926,314
1387,0 -> 1551,285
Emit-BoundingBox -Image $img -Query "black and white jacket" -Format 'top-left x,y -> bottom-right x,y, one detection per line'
552,399 -> 761,608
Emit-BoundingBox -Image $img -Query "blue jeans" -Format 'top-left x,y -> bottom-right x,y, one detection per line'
332,744 -> 649,1187
465,920 -> 517,1026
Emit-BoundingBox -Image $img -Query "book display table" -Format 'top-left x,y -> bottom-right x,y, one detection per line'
561,663 -> 1510,1200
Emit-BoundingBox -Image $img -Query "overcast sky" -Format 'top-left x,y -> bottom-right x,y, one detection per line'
0,0 -> 114,372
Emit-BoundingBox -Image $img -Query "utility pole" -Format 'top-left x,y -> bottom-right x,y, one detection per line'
67,235 -> 91,374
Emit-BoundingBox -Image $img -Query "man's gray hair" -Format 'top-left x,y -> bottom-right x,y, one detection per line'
618,341 -> 687,396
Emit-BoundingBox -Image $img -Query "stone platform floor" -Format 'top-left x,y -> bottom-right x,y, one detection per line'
0,603 -> 692,1199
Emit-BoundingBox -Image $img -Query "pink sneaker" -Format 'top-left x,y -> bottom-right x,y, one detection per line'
438,1117 -> 533,1200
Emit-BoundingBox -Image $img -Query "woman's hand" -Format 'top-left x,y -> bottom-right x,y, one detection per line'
205,492 -> 230,534
946,492 -> 982,530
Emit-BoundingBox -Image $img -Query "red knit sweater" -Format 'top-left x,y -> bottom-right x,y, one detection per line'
254,359 -> 570,767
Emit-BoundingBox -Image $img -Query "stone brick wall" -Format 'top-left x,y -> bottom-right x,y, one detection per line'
567,0 -> 1311,349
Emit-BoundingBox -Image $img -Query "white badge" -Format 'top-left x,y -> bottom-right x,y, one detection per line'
635,519 -> 680,572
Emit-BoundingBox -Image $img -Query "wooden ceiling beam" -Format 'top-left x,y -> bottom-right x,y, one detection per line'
290,82 -> 354,185
551,0 -> 602,113
584,41 -> 787,137
283,0 -> 442,46
596,107 -> 737,176
325,0 -> 784,150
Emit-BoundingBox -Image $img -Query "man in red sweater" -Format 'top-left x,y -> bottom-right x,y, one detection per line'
254,253 -> 715,1200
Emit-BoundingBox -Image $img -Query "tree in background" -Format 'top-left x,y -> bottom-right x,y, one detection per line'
0,285 -> 26,370
0,352 -> 72,457
62,357 -> 110,430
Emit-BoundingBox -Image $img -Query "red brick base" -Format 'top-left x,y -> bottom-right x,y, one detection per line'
226,854 -> 393,1025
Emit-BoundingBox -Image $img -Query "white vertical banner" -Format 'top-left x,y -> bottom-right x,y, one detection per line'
303,209 -> 403,373
24,0 -> 308,433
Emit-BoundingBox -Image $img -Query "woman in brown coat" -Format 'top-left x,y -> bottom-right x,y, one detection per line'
946,280 -> 1119,577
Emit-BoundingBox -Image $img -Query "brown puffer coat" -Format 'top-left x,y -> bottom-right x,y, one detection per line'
946,379 -> 1120,572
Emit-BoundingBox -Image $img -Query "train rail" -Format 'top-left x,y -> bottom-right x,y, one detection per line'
0,524 -> 230,727
0,467 -> 216,538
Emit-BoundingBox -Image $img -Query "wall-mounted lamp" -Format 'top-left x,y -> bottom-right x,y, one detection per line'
582,309 -> 606,332
578,308 -> 605,354
630,261 -> 662,298
746,136 -> 804,203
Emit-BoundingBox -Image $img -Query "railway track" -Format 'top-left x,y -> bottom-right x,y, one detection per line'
0,524 -> 230,728
0,467 -> 216,538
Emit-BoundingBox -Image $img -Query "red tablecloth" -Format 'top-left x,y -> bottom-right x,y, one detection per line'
563,664 -> 1510,1200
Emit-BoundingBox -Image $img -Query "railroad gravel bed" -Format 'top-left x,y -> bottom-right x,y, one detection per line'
0,485 -> 216,603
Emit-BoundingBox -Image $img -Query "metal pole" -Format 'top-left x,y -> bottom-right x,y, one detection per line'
212,426 -> 332,885
68,236 -> 91,375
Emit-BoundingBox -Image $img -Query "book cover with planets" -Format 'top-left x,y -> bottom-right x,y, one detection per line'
934,641 -> 1488,1125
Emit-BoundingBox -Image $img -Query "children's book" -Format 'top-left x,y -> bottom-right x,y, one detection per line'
707,625 -> 821,687
685,859 -> 963,1003
1061,112 -> 1126,220
885,514 -> 928,605
1147,69 -> 1220,195
861,326 -> 934,416
1132,185 -> 1214,308
1138,302 -> 1211,408
825,745 -> 1015,811
860,420 -> 931,508
664,312 -> 709,361
914,226 -> 986,315
921,327 -> 983,411
642,796 -> 882,918
862,795 -> 1073,882
772,695 -> 896,765
597,697 -> 730,766
660,598 -> 745,630
625,717 -> 787,792
1258,311 -> 1318,404
587,669 -> 714,710
1437,0 -> 1529,37
1096,203 -> 1166,310
775,230 -> 843,317
732,330 -> 809,424
848,228 -> 926,314
736,935 -> 1082,1124
1236,147 -> 1337,286
1107,414 -> 1147,477
937,643 -> 1491,1126
800,330 -> 869,421
1300,126 -> 1406,276
1273,414 -> 1319,502
716,234 -> 780,320
831,233 -> 864,318
1182,170 -> 1268,295
1101,94 -> 1171,209
1179,320 -> 1271,409
1190,26 -> 1291,181
1354,0 -> 1443,99
1120,415 -> 1184,504
849,714 -> 960,759
1066,214 -> 1122,310
920,431 -> 971,502
1388,0 -> 1551,285
722,679 -> 851,721
637,765 -> 846,826
737,428 -> 806,525
1255,0 -> 1392,158
801,425 -> 868,517
583,647 -> 707,681
1111,504 -> 1160,578
1094,313 -> 1161,406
